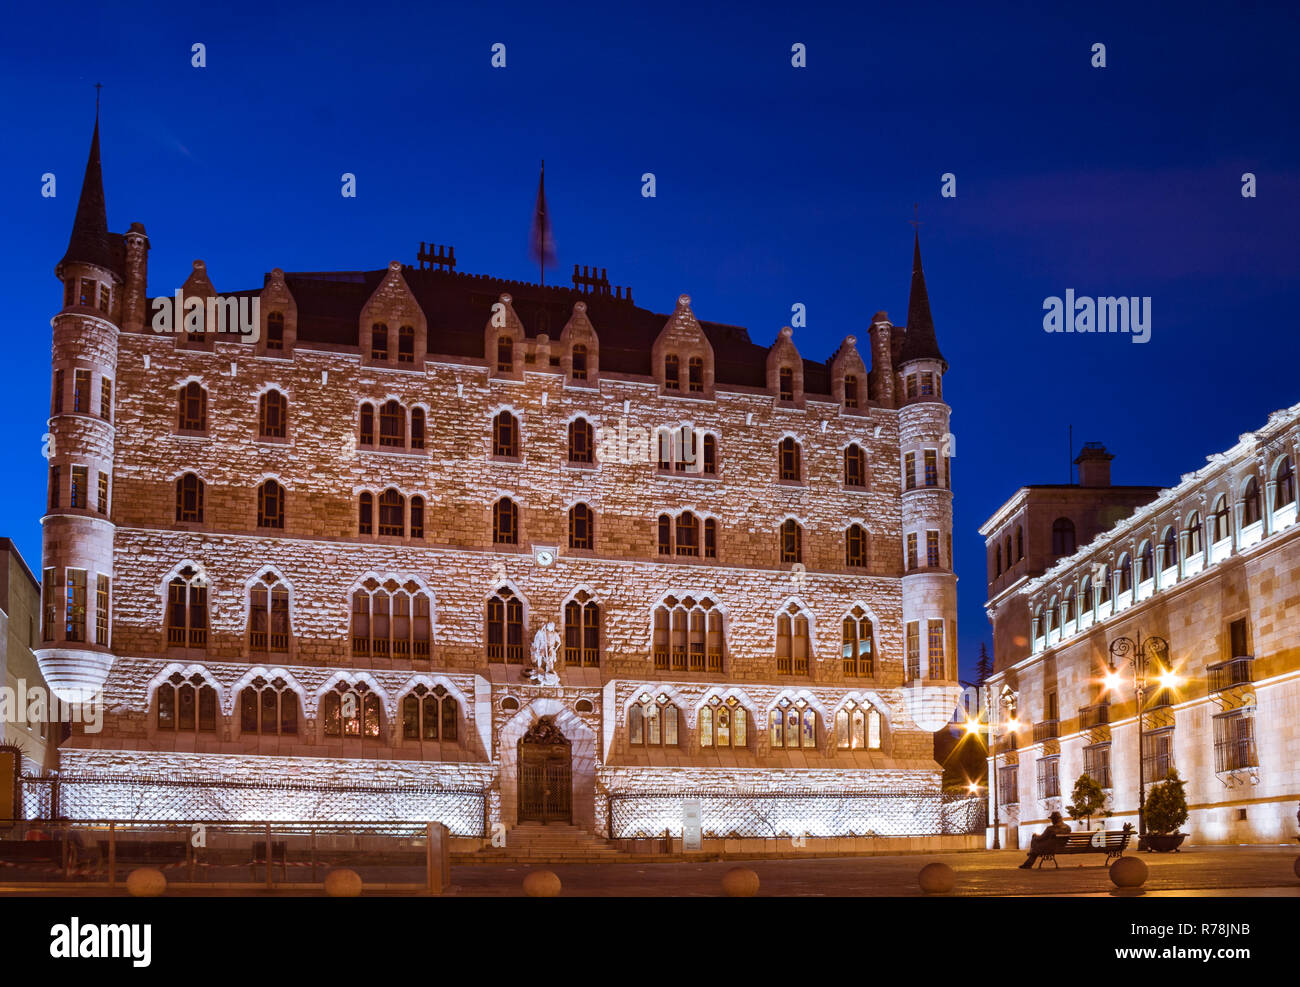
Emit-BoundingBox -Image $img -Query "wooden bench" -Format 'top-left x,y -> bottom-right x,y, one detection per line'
1034,823 -> 1134,868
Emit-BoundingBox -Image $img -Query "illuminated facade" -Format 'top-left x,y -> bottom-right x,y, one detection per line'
36,114 -> 966,844
982,405 -> 1300,847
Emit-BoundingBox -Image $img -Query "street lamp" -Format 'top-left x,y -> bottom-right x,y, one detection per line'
1107,632 -> 1178,847
972,683 -> 1017,850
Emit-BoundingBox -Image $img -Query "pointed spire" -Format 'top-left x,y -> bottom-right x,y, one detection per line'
900,229 -> 946,367
58,97 -> 122,278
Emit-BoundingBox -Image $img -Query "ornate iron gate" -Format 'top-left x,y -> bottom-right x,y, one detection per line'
518,718 -> 572,823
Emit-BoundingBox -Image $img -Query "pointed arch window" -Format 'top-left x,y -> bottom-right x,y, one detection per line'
176,473 -> 205,523
157,671 -> 217,733
249,572 -> 290,652
842,606 -> 874,677
370,323 -> 388,361
835,699 -> 882,750
571,343 -> 588,380
379,400 -> 405,448
699,695 -> 747,748
704,517 -> 718,559
397,324 -> 415,364
256,479 -> 285,529
266,312 -> 284,351
780,519 -> 802,564
768,696 -> 817,749
846,524 -> 868,568
703,434 -> 718,475
568,503 -> 594,550
178,382 -> 207,432
165,566 -> 208,649
664,353 -> 680,390
775,602 -> 811,675
323,681 -> 381,738
410,408 -> 426,450
628,693 -> 679,746
410,496 -> 425,539
844,444 -> 867,487
843,374 -> 859,409
402,684 -> 458,742
239,676 -> 298,736
351,578 -> 432,659
687,356 -> 704,392
1277,456 -> 1296,507
359,403 -> 375,446
493,411 -> 519,458
493,497 -> 519,545
653,595 -> 723,672
568,418 -> 594,464
564,589 -> 600,666
358,492 -> 373,535
486,586 -> 525,663
657,514 -> 672,555
778,437 -> 802,482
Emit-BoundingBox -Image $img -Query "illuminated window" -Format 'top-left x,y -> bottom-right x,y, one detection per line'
699,694 -> 747,748
402,685 -> 458,742
351,578 -> 431,659
924,450 -> 938,487
927,530 -> 940,567
653,595 -> 724,672
157,672 -> 217,733
486,587 -> 525,663
906,621 -> 920,681
928,619 -> 946,679
842,606 -> 874,677
100,378 -> 112,421
835,699 -> 882,750
64,568 -> 87,641
775,602 -> 811,675
904,452 -> 916,491
906,533 -> 918,571
628,693 -> 679,747
768,696 -> 817,749
166,566 -> 208,649
95,574 -> 110,646
323,681 -> 381,738
564,590 -> 600,666
240,676 -> 298,736
248,572 -> 290,653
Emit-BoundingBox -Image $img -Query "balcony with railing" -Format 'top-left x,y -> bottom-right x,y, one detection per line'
1032,719 -> 1059,743
1214,735 -> 1258,773
1208,656 -> 1254,693
1079,703 -> 1110,729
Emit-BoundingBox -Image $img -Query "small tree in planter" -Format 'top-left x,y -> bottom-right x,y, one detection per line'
1143,769 -> 1189,851
1066,773 -> 1107,830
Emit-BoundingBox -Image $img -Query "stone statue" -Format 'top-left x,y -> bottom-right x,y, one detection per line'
527,621 -> 562,684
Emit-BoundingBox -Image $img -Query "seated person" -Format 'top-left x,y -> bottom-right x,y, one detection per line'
1018,811 -> 1071,868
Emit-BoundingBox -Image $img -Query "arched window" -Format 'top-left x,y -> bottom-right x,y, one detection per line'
704,517 -> 718,559
1211,495 -> 1231,543
322,681 -> 381,738
664,353 -> 680,390
496,334 -> 513,373
995,544 -> 1003,576
1005,535 -> 1013,569
239,676 -> 298,736
1162,526 -> 1178,570
351,578 -> 432,659
1063,588 -> 1076,622
402,684 -> 458,742
564,589 -> 600,666
486,587 -> 525,663
778,367 -> 795,402
176,473 -> 204,523
687,356 -> 704,392
768,696 -> 817,749
378,488 -> 405,537
358,492 -> 373,535
397,324 -> 415,364
257,479 -> 285,529
178,382 -> 207,432
410,496 -> 425,539
370,323 -> 388,360
1118,554 -> 1133,593
842,606 -> 874,677
265,312 -> 285,351
1046,598 -> 1058,632
1081,577 -> 1093,612
359,403 -> 375,446
1138,541 -> 1154,582
653,595 -> 724,672
569,503 -> 594,550
1185,512 -> 1203,556
778,437 -> 801,482
834,699 -> 882,750
844,444 -> 866,487
492,410 -> 519,457
1097,566 -> 1111,604
699,694 -> 747,748
1241,477 -> 1260,526
1015,526 -> 1025,561
628,692 -> 680,747
775,602 -> 811,675
703,434 -> 718,475
657,513 -> 672,555
675,511 -> 700,556
571,343 -> 588,380
846,524 -> 868,568
779,519 -> 802,563
568,418 -> 594,464
410,408 -> 426,450
258,390 -> 287,439
1277,456 -> 1296,508
1051,517 -> 1076,556
156,671 -> 217,732
249,572 -> 290,652
166,566 -> 208,648
493,497 -> 518,544
379,400 -> 405,448
843,374 -> 859,409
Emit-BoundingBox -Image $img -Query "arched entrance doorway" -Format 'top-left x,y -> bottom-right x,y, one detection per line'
517,717 -> 572,823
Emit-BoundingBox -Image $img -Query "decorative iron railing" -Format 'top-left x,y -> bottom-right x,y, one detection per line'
1079,703 -> 1110,729
1208,656 -> 1254,692
1032,719 -> 1059,742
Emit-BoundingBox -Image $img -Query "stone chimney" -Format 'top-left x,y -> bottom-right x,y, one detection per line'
1075,441 -> 1113,487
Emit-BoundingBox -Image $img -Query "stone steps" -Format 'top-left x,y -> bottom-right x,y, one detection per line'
454,823 -> 630,863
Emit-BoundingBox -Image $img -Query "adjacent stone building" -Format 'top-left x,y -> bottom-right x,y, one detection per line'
34,113 -> 968,845
1,539 -> 59,774
981,408 -> 1300,847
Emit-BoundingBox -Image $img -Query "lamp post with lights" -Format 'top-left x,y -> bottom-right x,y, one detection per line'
967,683 -> 1018,850
1106,632 -> 1179,847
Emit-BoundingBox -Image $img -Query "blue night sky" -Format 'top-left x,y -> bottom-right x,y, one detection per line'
2,0 -> 1297,678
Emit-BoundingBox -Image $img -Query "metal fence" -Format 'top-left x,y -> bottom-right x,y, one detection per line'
608,789 -> 986,839
19,773 -> 487,837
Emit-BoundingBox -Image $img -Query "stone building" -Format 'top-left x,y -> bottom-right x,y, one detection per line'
1,539 -> 59,774
981,407 -> 1300,847
34,113 -> 968,846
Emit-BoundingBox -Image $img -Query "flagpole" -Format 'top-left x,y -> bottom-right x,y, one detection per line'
540,160 -> 545,288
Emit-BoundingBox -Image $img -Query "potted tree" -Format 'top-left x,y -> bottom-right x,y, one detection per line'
1142,769 -> 1189,851
1066,773 -> 1107,831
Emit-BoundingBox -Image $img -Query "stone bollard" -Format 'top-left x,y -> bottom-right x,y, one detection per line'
720,866 -> 760,897
125,867 -> 166,897
1109,856 -> 1148,895
523,869 -> 562,897
917,862 -> 956,894
324,868 -> 363,897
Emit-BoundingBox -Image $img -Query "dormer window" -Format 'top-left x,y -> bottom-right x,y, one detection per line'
664,354 -> 680,391
688,356 -> 703,393
266,312 -> 284,350
371,323 -> 388,361
398,325 -> 415,364
572,344 -> 588,380
497,335 -> 513,373
844,374 -> 859,409
779,367 -> 794,402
